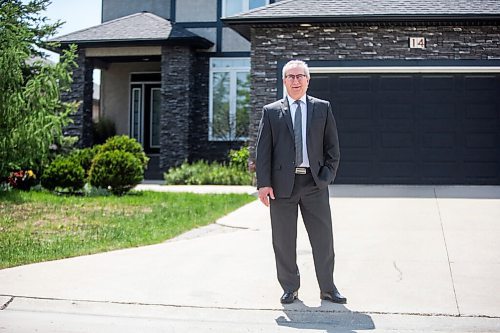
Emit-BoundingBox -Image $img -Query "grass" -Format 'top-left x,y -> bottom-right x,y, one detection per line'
0,190 -> 255,269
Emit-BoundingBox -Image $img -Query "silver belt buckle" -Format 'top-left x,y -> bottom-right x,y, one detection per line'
295,167 -> 306,175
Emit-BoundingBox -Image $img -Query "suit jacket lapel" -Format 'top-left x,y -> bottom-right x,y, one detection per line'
281,98 -> 294,139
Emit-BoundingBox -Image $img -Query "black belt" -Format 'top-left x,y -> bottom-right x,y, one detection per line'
295,167 -> 311,175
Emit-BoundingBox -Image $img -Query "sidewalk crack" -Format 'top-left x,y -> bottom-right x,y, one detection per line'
434,187 -> 461,316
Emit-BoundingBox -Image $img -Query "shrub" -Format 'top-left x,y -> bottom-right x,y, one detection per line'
89,150 -> 144,195
41,156 -> 85,193
229,146 -> 250,172
99,135 -> 149,169
69,146 -> 101,178
164,160 -> 252,185
7,170 -> 37,191
92,117 -> 116,145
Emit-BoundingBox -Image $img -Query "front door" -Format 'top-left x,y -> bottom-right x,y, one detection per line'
130,83 -> 161,154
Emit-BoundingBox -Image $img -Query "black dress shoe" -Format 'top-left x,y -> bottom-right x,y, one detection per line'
280,291 -> 298,304
320,288 -> 347,304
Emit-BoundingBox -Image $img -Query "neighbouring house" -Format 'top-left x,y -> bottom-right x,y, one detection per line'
53,0 -> 500,184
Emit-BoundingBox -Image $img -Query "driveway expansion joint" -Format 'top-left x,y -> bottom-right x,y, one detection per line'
0,296 -> 14,311
2,294 -> 499,319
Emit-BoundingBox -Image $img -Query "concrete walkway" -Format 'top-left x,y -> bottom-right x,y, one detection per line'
1,185 -> 500,332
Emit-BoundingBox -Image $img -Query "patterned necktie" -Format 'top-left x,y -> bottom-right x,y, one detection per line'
294,100 -> 303,166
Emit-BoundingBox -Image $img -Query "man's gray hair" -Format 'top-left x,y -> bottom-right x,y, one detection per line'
282,60 -> 310,79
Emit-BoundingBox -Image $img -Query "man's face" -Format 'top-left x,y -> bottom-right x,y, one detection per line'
284,65 -> 309,101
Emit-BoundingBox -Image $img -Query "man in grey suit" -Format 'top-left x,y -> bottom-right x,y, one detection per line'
256,60 -> 346,304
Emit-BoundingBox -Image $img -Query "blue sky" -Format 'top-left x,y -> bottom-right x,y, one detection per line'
45,0 -> 102,38
39,0 -> 102,80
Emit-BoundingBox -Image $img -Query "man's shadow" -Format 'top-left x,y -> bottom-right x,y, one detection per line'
276,300 -> 375,332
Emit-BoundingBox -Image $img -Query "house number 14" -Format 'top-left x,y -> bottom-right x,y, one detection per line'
409,37 -> 426,49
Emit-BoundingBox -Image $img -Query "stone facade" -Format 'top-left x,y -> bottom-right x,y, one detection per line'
61,48 -> 94,147
160,45 -> 194,170
248,23 -> 500,159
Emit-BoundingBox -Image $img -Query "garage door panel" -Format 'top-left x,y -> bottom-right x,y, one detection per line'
309,72 -> 500,185
340,148 -> 374,161
380,119 -> 414,131
420,118 -> 457,132
464,162 -> 500,179
421,103 -> 456,119
337,162 -> 373,181
337,102 -> 371,119
340,132 -> 372,148
465,133 -> 498,148
378,162 -> 416,178
378,149 -> 414,162
464,75 -> 498,91
338,75 -> 371,92
465,104 -> 498,119
380,104 -> 413,119
421,76 -> 456,91
379,75 -> 414,91
422,162 -> 458,180
422,133 -> 456,148
381,132 -> 414,148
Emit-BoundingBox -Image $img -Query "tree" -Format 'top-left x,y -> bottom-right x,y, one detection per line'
0,0 -> 77,178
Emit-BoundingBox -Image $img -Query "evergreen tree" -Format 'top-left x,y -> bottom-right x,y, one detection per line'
0,0 -> 77,178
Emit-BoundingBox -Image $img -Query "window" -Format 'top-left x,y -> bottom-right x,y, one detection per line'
209,58 -> 250,141
223,0 -> 269,17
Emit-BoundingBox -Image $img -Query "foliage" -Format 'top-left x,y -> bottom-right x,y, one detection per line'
99,135 -> 149,169
0,0 -> 78,178
92,117 -> 116,145
89,150 -> 144,195
41,156 -> 85,193
164,160 -> 252,185
0,190 -> 255,268
7,170 -> 37,191
229,146 -> 250,172
69,146 -> 101,178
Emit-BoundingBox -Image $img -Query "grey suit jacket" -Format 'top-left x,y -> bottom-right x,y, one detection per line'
256,95 -> 340,198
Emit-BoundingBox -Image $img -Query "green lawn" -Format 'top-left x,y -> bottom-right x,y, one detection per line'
0,190 -> 255,269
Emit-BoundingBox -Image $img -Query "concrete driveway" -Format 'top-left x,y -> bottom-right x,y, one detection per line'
1,185 -> 499,332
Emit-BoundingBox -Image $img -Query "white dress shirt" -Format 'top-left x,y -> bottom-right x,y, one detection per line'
287,95 -> 310,167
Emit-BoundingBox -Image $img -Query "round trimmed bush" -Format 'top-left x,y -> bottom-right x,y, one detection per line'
69,146 -> 100,178
99,135 -> 149,169
41,156 -> 85,193
89,150 -> 144,195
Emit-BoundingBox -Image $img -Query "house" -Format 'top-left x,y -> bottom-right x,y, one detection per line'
223,0 -> 500,185
52,0 -> 277,179
53,0 -> 500,184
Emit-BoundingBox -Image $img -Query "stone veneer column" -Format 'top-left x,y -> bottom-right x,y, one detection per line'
160,45 -> 194,170
61,48 -> 94,147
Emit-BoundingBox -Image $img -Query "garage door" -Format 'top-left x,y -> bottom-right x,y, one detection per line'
308,72 -> 500,185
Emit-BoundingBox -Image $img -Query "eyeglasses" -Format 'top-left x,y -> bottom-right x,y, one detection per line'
285,74 -> 307,81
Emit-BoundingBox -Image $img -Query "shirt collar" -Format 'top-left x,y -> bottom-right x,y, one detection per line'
287,94 -> 307,107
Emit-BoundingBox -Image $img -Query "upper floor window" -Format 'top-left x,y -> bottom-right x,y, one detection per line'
209,58 -> 250,141
223,0 -> 269,17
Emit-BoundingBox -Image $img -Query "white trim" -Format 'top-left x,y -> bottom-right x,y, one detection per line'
309,66 -> 500,74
